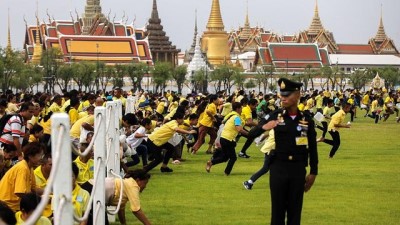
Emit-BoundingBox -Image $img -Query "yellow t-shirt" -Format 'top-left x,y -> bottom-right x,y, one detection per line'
362,94 -> 370,105
34,166 -> 53,218
69,108 -> 79,125
328,109 -> 346,132
156,101 -> 165,115
148,120 -> 179,146
241,105 -> 253,122
48,102 -> 61,113
315,95 -> 323,109
304,98 -> 314,111
60,99 -> 71,113
221,103 -> 232,117
0,160 -> 36,212
113,96 -> 127,107
78,100 -> 91,112
15,211 -> 52,225
70,115 -> 94,139
347,98 -> 355,106
28,116 -> 39,127
72,184 -> 90,219
199,103 -> 217,128
371,100 -> 379,112
298,103 -> 305,112
73,157 -> 94,185
6,103 -> 19,114
29,134 -> 39,143
221,112 -> 243,142
40,118 -> 52,135
260,129 -> 275,154
112,178 -> 141,212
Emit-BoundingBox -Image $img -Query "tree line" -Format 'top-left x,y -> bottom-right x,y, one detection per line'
0,47 -> 399,94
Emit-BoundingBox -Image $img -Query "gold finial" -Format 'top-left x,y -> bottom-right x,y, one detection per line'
206,0 -> 225,31
280,81 -> 286,89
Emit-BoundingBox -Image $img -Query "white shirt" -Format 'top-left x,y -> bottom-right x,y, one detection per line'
126,126 -> 147,149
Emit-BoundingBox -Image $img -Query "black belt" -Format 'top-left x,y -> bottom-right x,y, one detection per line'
275,153 -> 307,162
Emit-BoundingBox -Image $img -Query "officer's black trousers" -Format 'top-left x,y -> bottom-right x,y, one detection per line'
270,160 -> 306,225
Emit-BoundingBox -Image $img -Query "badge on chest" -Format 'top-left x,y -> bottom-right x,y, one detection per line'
296,117 -> 308,146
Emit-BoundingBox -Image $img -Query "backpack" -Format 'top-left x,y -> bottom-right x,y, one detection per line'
0,114 -> 23,136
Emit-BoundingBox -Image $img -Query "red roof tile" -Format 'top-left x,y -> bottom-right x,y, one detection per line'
337,44 -> 374,54
269,43 -> 320,61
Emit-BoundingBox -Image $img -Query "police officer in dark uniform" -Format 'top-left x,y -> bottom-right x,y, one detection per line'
262,78 -> 318,225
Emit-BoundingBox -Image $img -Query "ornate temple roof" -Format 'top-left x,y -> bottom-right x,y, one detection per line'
336,44 -> 374,54
23,1 -> 153,65
146,0 -> 180,55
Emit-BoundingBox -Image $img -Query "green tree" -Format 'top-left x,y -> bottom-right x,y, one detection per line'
171,65 -> 187,94
101,65 -> 114,92
233,72 -> 246,90
320,65 -> 333,90
303,64 -> 318,90
41,47 -> 63,93
244,79 -> 256,90
210,68 -> 222,93
153,62 -> 172,93
256,64 -> 274,94
113,64 -> 126,89
73,62 -> 96,92
349,69 -> 369,90
57,64 -> 74,91
0,48 -> 25,92
192,69 -> 207,93
380,67 -> 400,89
126,63 -> 147,92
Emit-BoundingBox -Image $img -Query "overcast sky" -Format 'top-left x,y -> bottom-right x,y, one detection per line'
1,0 -> 399,52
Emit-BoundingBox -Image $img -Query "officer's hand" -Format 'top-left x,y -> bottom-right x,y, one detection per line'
262,120 -> 279,130
304,174 -> 316,192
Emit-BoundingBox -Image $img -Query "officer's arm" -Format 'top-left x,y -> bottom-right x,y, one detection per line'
305,119 -> 318,192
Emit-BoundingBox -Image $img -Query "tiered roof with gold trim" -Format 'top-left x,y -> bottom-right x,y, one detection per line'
23,0 -> 153,65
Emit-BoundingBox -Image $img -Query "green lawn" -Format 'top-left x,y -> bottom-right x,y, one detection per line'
113,113 -> 400,225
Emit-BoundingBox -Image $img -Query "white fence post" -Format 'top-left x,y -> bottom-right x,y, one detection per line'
126,97 -> 135,114
114,100 -> 122,175
106,102 -> 116,178
94,107 -> 106,225
51,114 -> 73,225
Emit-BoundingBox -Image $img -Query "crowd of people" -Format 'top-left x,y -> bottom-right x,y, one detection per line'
0,82 -> 399,225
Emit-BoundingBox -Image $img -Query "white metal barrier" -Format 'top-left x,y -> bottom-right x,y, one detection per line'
26,100 -> 123,225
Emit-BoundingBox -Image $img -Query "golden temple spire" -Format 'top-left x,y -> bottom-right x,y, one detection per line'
32,1 -> 43,64
206,0 -> 225,31
374,5 -> 387,42
308,0 -> 324,36
240,0 -> 252,39
6,8 -> 12,54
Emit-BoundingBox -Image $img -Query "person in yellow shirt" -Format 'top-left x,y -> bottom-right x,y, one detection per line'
6,94 -> 19,114
70,106 -> 95,151
367,95 -> 381,124
205,102 -> 248,175
71,163 -> 90,225
314,91 -> 324,113
15,193 -> 52,225
238,98 -> 258,158
0,143 -> 45,212
145,112 -> 196,173
192,95 -> 219,154
105,169 -> 152,225
382,92 -> 397,122
298,96 -> 306,112
243,129 -> 275,190
360,90 -> 371,117
316,99 -> 335,141
320,103 -> 351,158
113,87 -> 127,109
155,98 -> 166,121
66,98 -> 80,126
33,154 -> 53,218
347,94 -> 356,122
28,124 -> 44,143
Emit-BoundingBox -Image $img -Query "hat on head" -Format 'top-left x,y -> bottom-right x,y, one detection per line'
277,78 -> 303,96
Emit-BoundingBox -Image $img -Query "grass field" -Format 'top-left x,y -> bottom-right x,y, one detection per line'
113,113 -> 400,225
